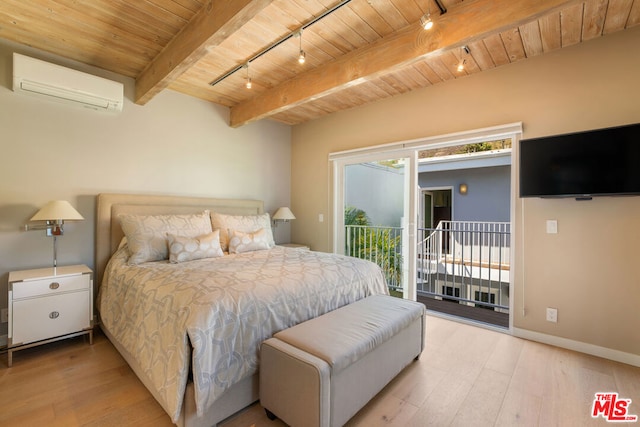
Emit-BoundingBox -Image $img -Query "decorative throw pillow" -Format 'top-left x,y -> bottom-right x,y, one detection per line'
228,228 -> 271,254
167,230 -> 224,263
210,212 -> 275,252
119,211 -> 212,265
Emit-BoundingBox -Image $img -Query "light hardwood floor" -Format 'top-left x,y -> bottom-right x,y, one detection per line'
1,315 -> 638,426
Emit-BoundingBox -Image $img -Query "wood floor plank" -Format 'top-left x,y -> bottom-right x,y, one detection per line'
449,368 -> 511,426
494,388 -> 543,426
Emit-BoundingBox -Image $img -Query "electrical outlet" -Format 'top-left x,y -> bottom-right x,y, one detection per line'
1,308 -> 8,323
546,307 -> 558,323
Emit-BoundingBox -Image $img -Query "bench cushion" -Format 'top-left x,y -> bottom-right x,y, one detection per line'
274,294 -> 424,373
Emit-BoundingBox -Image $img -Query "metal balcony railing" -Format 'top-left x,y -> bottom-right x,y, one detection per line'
345,221 -> 511,313
345,225 -> 403,291
418,221 -> 510,312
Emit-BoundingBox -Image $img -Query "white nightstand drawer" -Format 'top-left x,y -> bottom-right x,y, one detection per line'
12,274 -> 90,299
11,290 -> 91,345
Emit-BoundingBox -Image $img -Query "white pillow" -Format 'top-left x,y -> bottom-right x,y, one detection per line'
167,230 -> 224,263
210,212 -> 274,252
228,228 -> 271,254
119,211 -> 212,265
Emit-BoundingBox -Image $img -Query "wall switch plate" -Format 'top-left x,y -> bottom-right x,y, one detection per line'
546,220 -> 558,234
1,308 -> 8,323
546,307 -> 558,323
318,213 -> 324,223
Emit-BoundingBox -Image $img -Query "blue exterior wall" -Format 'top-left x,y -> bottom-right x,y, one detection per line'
419,165 -> 511,222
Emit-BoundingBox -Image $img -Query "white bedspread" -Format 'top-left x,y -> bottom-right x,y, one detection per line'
98,245 -> 388,422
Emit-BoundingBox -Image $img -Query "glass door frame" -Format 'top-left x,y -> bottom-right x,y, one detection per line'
332,149 -> 418,300
330,122 -> 522,306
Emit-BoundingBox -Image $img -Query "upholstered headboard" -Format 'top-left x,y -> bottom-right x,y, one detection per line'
95,193 -> 264,288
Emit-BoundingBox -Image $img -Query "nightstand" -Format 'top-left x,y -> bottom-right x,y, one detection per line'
279,243 -> 310,250
7,264 -> 93,367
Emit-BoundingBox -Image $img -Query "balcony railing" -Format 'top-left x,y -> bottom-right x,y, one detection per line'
345,221 -> 510,313
418,221 -> 510,312
345,225 -> 403,290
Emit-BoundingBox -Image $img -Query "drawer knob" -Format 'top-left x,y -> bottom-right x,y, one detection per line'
49,282 -> 60,290
49,311 -> 60,319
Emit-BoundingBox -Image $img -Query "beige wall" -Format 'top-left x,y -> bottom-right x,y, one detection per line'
0,40 -> 291,337
291,27 -> 640,358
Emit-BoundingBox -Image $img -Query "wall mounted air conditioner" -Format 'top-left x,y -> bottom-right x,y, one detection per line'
12,53 -> 124,112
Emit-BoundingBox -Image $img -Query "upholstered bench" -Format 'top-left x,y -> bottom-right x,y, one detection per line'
260,294 -> 425,427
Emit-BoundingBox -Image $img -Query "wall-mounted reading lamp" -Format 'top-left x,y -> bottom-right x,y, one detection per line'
24,200 -> 84,274
272,207 -> 296,227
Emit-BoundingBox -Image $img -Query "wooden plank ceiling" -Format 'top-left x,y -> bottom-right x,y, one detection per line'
1,0 -> 638,127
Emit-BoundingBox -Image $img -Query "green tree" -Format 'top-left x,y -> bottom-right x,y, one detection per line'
344,207 -> 403,289
344,206 -> 369,226
458,142 -> 494,153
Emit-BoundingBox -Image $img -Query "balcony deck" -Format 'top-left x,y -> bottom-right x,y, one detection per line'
417,294 -> 509,329
346,221 -> 511,328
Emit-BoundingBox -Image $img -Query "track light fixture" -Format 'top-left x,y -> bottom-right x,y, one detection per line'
421,12 -> 433,30
420,1 -> 433,30
210,0 -> 353,88
457,46 -> 470,72
295,30 -> 306,64
420,0 -> 446,30
243,63 -> 252,89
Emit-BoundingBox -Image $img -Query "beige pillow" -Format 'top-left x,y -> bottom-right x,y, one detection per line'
210,212 -> 274,251
167,230 -> 224,263
119,211 -> 212,265
228,228 -> 271,254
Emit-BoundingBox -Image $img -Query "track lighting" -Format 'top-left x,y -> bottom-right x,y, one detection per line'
420,1 -> 433,30
243,63 -> 252,89
421,13 -> 433,30
457,46 -> 470,72
210,0 -> 353,88
296,30 -> 306,64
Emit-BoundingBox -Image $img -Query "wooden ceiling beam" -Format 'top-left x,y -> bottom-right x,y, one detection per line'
229,0 -> 581,127
135,0 -> 274,105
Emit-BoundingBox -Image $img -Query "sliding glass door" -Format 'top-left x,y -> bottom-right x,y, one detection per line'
332,151 -> 418,300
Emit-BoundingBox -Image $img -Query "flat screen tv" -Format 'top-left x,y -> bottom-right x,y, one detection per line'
519,123 -> 640,199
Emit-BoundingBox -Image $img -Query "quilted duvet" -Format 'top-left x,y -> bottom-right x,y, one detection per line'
98,245 -> 388,422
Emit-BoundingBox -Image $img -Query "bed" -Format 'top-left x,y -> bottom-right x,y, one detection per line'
94,193 -> 389,427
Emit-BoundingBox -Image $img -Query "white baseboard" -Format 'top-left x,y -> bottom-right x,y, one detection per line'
513,327 -> 640,368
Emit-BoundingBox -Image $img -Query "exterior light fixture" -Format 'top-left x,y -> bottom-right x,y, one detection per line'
459,183 -> 468,195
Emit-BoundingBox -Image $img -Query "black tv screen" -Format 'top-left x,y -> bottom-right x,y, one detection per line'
519,123 -> 640,198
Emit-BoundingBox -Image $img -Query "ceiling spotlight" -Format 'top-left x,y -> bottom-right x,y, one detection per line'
421,1 -> 433,30
296,30 -> 306,64
243,63 -> 252,89
420,13 -> 433,30
457,46 -> 470,72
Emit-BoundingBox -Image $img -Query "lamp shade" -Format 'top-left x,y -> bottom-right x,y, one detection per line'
273,207 -> 296,221
30,200 -> 84,221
